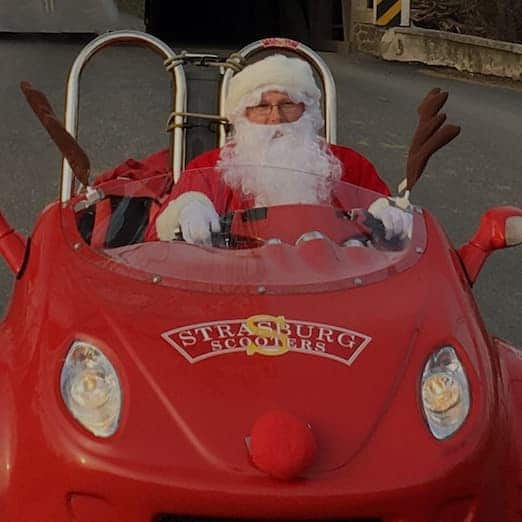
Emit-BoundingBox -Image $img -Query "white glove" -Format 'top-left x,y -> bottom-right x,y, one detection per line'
178,199 -> 221,245
368,197 -> 413,240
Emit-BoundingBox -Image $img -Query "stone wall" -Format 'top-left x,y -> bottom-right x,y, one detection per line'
381,27 -> 522,81
352,22 -> 386,56
350,21 -> 522,81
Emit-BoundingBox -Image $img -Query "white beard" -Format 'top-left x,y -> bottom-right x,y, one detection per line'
217,114 -> 343,207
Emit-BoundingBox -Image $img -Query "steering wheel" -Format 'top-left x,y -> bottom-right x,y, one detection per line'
210,212 -> 265,249
175,205 -> 405,251
211,205 -> 401,250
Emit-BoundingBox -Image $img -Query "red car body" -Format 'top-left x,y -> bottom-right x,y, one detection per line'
1,168 -> 522,522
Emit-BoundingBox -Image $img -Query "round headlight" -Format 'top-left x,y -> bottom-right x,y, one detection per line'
422,373 -> 460,413
421,346 -> 470,440
61,341 -> 122,437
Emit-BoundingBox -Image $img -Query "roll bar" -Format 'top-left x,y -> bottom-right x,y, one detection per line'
60,30 -> 186,202
219,37 -> 337,147
61,34 -> 337,199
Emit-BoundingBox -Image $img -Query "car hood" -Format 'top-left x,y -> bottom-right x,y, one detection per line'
85,278 -> 425,475
13,204 -> 489,481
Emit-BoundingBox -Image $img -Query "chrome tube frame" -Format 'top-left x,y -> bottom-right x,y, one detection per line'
219,38 -> 337,147
61,30 -> 186,202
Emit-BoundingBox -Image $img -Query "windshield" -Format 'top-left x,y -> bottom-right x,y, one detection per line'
63,166 -> 426,293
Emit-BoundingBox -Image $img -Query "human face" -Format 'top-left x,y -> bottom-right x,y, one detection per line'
245,90 -> 305,125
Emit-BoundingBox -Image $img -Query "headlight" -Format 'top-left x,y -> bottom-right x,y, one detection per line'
60,341 -> 122,437
421,346 -> 470,440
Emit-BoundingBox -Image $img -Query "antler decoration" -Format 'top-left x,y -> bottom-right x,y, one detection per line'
402,88 -> 461,192
20,81 -> 90,187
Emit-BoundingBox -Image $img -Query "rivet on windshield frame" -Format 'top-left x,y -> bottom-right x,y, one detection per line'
152,275 -> 162,284
416,247 -> 424,254
257,286 -> 267,294
354,278 -> 363,286
73,242 -> 82,250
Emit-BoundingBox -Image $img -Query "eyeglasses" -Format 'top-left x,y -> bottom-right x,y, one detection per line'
246,101 -> 304,118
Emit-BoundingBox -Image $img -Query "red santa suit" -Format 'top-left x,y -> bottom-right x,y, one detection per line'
145,144 -> 390,241
95,51 -> 415,245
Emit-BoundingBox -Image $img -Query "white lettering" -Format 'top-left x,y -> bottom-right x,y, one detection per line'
216,324 -> 235,339
317,327 -> 334,343
255,336 -> 269,347
194,326 -> 213,342
224,338 -> 236,349
315,341 -> 326,352
256,320 -> 274,336
296,324 -> 314,339
338,333 -> 356,349
211,340 -> 223,351
239,336 -> 251,348
164,319 -> 370,367
278,322 -> 292,336
238,323 -> 252,336
178,330 -> 196,347
300,339 -> 314,351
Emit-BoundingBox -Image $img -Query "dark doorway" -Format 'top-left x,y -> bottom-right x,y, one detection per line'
145,0 -> 342,50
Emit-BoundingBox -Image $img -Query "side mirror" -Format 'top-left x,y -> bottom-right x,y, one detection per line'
0,211 -> 27,275
458,206 -> 522,285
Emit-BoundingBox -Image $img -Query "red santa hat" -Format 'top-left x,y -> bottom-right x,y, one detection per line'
225,54 -> 321,119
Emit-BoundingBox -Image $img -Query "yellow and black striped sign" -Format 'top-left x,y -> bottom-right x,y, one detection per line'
375,0 -> 402,27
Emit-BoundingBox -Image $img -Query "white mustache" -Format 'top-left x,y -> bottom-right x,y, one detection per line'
218,115 -> 342,207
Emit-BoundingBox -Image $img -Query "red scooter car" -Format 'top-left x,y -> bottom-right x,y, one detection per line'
1,31 -> 522,522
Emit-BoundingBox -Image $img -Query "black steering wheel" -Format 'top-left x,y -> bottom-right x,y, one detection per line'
177,206 -> 405,251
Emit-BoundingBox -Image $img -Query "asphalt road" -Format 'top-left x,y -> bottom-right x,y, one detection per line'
0,35 -> 521,343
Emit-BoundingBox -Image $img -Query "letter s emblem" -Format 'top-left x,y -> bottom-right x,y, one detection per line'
245,315 -> 289,357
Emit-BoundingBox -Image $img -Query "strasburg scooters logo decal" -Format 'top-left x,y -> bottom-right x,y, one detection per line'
161,315 -> 372,367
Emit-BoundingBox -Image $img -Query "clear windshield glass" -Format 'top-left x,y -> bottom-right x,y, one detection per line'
64,166 -> 426,292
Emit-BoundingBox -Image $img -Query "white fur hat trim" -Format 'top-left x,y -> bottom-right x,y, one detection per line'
225,54 -> 320,118
155,191 -> 215,241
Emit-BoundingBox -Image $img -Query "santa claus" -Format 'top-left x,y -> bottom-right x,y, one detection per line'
145,53 -> 416,245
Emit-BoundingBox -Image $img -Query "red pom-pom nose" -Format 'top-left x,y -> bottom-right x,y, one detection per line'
249,410 -> 317,480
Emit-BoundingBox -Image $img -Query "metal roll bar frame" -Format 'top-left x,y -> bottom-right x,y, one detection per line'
61,33 -> 337,200
218,37 -> 337,147
60,30 -> 186,203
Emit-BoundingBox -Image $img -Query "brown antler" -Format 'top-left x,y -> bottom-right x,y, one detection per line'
405,88 -> 461,191
20,81 -> 90,187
